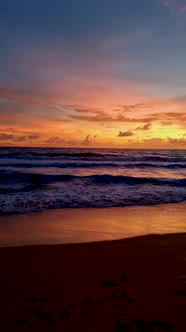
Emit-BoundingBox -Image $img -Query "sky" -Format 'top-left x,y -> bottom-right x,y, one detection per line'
0,0 -> 186,149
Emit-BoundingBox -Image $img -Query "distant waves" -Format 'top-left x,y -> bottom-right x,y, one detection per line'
0,162 -> 186,169
0,171 -> 186,187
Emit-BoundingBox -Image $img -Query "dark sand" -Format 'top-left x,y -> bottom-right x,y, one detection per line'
0,233 -> 185,331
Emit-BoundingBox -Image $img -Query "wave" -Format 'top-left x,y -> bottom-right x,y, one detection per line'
0,186 -> 185,215
0,148 -> 185,163
2,156 -> 185,163
1,162 -> 186,169
0,171 -> 185,187
0,171 -> 75,185
0,184 -> 44,194
0,151 -> 104,158
91,174 -> 186,186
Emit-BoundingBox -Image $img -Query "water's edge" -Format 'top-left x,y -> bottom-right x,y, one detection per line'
0,202 -> 185,247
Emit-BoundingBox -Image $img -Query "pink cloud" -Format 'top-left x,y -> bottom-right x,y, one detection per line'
162,0 -> 186,13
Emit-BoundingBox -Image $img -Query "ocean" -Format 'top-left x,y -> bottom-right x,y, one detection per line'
0,147 -> 185,215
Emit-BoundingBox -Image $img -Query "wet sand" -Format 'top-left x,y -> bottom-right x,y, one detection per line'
0,202 -> 185,246
0,233 -> 185,331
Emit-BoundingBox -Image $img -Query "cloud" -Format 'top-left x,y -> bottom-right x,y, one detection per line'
1,80 -> 186,131
167,137 -> 186,145
161,120 -> 172,126
152,111 -> 186,128
44,136 -> 82,146
162,0 -> 186,13
75,108 -> 101,114
70,98 -> 186,128
83,134 -> 98,144
28,134 -> 40,140
162,0 -> 174,7
118,103 -> 146,113
135,123 -> 152,131
0,133 -> 39,142
137,135 -> 186,147
84,135 -> 91,143
118,131 -> 134,137
0,134 -> 14,141
71,110 -> 156,123
45,137 -> 66,145
12,136 -> 27,142
0,85 -> 12,96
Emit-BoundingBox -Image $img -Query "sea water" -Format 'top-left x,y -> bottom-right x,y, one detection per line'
0,148 -> 185,215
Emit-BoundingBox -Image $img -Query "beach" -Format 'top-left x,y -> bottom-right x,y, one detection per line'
0,148 -> 185,331
0,232 -> 185,331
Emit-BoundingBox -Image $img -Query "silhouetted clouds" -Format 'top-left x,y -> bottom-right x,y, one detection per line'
71,112 -> 156,123
0,134 -> 14,140
28,134 -> 40,140
45,137 -> 66,145
13,136 -> 27,142
0,133 -> 39,142
84,135 -> 91,143
83,134 -> 98,144
118,131 -> 134,137
135,123 -> 152,131
161,121 -> 172,126
168,137 -> 186,146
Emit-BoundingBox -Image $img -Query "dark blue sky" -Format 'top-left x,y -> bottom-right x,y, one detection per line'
1,0 -> 186,86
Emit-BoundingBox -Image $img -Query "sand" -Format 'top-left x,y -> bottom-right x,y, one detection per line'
0,233 -> 185,331
0,202 -> 185,246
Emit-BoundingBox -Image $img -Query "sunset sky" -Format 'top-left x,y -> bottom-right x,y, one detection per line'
0,0 -> 186,148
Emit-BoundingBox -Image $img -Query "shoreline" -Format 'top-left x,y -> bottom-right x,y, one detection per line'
0,233 -> 185,331
0,202 -> 185,247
